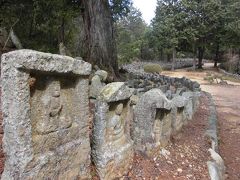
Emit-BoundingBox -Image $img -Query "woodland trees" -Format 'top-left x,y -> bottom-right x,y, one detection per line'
150,0 -> 240,69
116,6 -> 147,64
0,0 -> 132,78
0,0 -> 239,73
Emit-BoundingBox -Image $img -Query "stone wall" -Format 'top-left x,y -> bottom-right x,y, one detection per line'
0,50 -> 201,180
121,59 -> 196,73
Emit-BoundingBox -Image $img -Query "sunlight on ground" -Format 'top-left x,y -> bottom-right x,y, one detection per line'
162,63 -> 240,88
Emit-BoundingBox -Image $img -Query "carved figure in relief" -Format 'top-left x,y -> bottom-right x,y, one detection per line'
49,88 -> 62,117
153,111 -> 162,144
36,81 -> 72,134
108,103 -> 125,141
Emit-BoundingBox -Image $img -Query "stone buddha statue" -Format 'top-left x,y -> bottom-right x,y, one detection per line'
36,81 -> 72,134
108,103 -> 125,142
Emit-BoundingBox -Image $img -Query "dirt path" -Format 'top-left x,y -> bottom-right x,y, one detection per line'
162,64 -> 240,180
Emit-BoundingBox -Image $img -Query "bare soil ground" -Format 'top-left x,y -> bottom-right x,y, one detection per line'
0,88 -> 4,175
127,95 -> 211,180
162,64 -> 240,180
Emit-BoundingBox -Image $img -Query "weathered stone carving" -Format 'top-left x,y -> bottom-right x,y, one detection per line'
35,79 -> 72,135
133,89 -> 172,155
171,95 -> 186,134
1,50 -> 92,180
182,91 -> 201,122
108,103 -> 125,142
154,108 -> 172,148
92,82 -> 134,180
90,70 -> 108,98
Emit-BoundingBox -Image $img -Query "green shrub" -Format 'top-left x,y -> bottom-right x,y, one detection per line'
143,64 -> 163,73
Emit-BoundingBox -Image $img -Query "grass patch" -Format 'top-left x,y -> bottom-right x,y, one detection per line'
143,64 -> 163,73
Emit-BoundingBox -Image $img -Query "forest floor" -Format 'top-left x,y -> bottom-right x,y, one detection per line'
161,63 -> 240,180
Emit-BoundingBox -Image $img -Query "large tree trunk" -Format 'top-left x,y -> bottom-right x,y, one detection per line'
59,17 -> 65,44
198,46 -> 204,69
81,0 -> 119,78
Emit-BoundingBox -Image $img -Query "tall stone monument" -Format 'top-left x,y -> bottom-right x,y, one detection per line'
92,82 -> 134,179
133,89 -> 172,155
1,50 -> 92,179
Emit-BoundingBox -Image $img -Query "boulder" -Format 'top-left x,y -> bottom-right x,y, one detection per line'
98,82 -> 133,102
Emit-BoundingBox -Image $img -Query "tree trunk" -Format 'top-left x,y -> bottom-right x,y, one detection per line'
59,17 -> 65,44
167,53 -> 171,62
160,48 -> 163,61
193,53 -> 196,70
198,47 -> 204,69
193,43 -> 196,70
171,48 -> 176,71
81,0 -> 119,79
214,43 -> 219,68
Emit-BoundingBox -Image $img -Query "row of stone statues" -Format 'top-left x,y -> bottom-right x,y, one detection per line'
89,77 -> 200,179
1,50 -> 200,180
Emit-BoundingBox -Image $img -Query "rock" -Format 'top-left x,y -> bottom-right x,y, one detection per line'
98,82 -> 133,103
176,87 -> 187,95
75,56 -> 83,60
207,161 -> 221,180
160,148 -> 170,158
208,149 -> 225,180
90,75 -> 105,98
130,95 -> 139,105
90,70 -> 108,98
192,81 -> 200,89
165,90 -> 172,99
177,168 -> 183,173
95,70 -> 108,81
1,50 -> 92,179
159,85 -> 169,93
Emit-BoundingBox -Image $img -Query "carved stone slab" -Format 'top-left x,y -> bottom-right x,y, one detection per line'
133,89 -> 172,155
1,50 -> 92,179
92,83 -> 134,179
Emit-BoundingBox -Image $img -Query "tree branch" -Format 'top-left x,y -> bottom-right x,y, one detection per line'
3,19 -> 19,50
